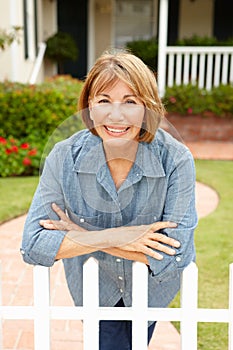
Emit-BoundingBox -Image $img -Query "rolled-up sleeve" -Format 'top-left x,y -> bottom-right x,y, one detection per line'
21,145 -> 67,267
147,148 -> 198,277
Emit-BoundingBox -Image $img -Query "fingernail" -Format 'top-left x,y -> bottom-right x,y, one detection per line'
158,254 -> 163,260
169,222 -> 177,227
174,241 -> 181,248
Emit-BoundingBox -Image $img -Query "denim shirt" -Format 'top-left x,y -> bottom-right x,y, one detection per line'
21,128 -> 197,317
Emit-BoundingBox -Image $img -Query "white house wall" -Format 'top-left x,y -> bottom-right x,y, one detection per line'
179,0 -> 214,39
0,0 -> 25,82
0,0 -> 57,84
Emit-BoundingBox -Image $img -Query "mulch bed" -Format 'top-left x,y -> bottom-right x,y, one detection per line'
163,114 -> 233,142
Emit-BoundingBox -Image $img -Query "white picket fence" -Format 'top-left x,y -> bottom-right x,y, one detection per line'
166,46 -> 233,89
0,258 -> 233,349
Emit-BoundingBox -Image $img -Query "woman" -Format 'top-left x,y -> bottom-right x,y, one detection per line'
21,50 -> 197,349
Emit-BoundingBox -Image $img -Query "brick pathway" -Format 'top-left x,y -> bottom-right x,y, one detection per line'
1,139 -> 230,350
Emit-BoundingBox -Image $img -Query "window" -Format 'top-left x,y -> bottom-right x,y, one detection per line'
114,0 -> 155,47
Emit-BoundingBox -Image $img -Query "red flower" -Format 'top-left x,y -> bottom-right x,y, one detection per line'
187,108 -> 193,114
169,96 -> 177,104
11,145 -> 18,153
0,136 -> 7,145
21,143 -> 30,149
5,148 -> 12,155
28,148 -> 37,156
22,157 -> 32,166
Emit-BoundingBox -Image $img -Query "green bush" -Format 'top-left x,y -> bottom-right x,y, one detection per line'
126,38 -> 158,71
163,84 -> 233,117
0,136 -> 40,177
176,35 -> 233,47
0,76 -> 83,142
45,31 -> 79,74
0,76 -> 84,176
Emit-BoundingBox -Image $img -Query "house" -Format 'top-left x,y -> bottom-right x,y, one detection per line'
0,0 -> 232,84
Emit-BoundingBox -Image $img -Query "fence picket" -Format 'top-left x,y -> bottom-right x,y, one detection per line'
222,54 -> 229,84
83,257 -> 99,350
183,53 -> 190,85
198,53 -> 206,89
180,262 -> 198,350
33,265 -> 50,350
230,54 -> 233,83
0,263 -> 3,350
229,264 -> 233,350
214,53 -> 221,87
132,262 -> 148,350
168,53 -> 174,87
175,53 -> 182,85
206,54 -> 213,90
191,53 -> 198,83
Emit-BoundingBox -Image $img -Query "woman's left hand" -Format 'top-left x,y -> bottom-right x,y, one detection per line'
39,203 -> 85,231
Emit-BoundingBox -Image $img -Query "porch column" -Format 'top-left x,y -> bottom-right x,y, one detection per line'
157,0 -> 169,97
87,0 -> 95,71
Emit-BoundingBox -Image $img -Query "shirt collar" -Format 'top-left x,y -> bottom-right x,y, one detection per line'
73,133 -> 106,174
73,132 -> 165,178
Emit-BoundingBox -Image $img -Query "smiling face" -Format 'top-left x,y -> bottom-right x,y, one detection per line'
89,80 -> 145,146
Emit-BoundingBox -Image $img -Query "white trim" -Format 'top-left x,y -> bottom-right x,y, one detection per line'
157,0 -> 168,97
87,0 -> 95,72
29,42 -> 46,84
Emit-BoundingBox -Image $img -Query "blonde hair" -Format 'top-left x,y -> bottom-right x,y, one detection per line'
78,49 -> 165,143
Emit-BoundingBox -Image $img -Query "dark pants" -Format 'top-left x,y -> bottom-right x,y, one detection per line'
99,299 -> 156,350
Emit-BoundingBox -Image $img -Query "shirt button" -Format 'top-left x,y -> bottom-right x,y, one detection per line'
20,249 -> 25,255
118,276 -> 123,280
116,259 -> 121,262
120,289 -> 123,293
176,256 -> 181,262
80,218 -> 85,223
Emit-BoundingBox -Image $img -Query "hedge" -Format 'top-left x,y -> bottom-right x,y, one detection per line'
0,76 -> 83,142
164,84 -> 233,117
0,76 -> 84,176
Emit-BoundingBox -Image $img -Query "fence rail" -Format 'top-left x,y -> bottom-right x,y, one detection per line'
0,259 -> 233,349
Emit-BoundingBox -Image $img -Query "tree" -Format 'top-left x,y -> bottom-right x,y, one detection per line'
45,31 -> 79,74
0,26 -> 21,51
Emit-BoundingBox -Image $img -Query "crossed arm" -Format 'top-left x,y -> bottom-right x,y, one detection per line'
39,203 -> 181,264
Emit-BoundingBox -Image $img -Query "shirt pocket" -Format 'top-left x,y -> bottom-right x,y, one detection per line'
67,209 -> 106,231
127,212 -> 160,226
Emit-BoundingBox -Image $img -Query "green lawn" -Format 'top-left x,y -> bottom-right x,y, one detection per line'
171,160 -> 233,349
0,160 -> 232,349
0,176 -> 38,223
195,160 -> 233,349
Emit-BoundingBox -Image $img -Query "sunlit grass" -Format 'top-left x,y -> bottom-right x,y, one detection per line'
0,176 -> 38,223
171,160 -> 233,349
